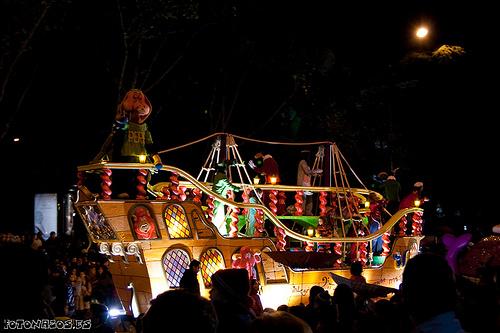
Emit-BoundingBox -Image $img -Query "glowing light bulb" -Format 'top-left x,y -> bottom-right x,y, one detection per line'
139,155 -> 147,163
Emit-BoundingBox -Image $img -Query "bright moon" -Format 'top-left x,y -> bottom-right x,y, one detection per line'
416,27 -> 429,38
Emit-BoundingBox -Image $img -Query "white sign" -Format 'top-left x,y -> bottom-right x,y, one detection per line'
34,193 -> 58,240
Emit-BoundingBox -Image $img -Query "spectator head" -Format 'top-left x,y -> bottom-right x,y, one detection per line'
189,259 -> 201,271
350,261 -> 363,277
210,268 -> 250,305
249,311 -> 313,333
308,285 -> 324,305
141,289 -> 217,333
401,253 -> 457,322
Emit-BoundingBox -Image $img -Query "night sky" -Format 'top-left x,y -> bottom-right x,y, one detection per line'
0,1 -> 493,233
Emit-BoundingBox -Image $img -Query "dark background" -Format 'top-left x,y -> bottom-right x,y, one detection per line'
0,0 -> 493,234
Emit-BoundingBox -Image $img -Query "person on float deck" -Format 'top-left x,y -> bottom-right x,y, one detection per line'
249,152 -> 281,185
399,181 -> 424,209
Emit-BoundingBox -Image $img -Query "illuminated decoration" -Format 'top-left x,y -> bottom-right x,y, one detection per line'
136,169 -> 148,199
138,154 -> 147,163
232,246 -> 261,279
199,248 -> 225,288
169,172 -> 186,201
253,176 -> 260,185
162,248 -> 191,288
164,204 -> 192,239
364,201 -> 370,208
77,204 -> 117,240
128,204 -> 161,240
100,168 -> 113,200
270,176 -> 278,185
307,227 -> 315,237
414,199 -> 421,207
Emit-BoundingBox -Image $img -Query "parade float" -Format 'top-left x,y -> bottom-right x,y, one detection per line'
73,89 -> 424,316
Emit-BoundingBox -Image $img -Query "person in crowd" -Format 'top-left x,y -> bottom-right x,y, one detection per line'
179,259 -> 201,295
210,268 -> 255,333
45,231 -> 60,259
1,243 -> 53,320
249,278 -> 264,317
249,310 -> 313,333
31,231 -> 44,251
89,303 -> 114,333
141,289 -> 217,333
333,283 -> 356,333
401,253 -> 465,333
303,285 -> 324,329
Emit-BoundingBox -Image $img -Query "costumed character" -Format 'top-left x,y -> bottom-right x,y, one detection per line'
248,152 -> 280,184
399,181 -> 425,235
132,206 -> 158,240
368,194 -> 384,255
296,150 -> 322,216
212,161 -> 240,235
316,216 -> 333,252
245,189 -> 263,236
93,89 -> 162,198
249,152 -> 281,214
380,175 -> 401,213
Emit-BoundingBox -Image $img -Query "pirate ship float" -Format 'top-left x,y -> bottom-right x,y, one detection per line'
74,90 -> 424,315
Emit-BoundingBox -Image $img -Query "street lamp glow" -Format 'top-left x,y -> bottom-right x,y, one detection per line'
416,26 -> 429,39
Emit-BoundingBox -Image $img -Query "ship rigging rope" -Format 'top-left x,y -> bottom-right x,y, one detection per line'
156,132 -> 335,154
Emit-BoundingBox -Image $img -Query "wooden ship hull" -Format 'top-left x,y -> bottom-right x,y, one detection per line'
75,161 -> 424,314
